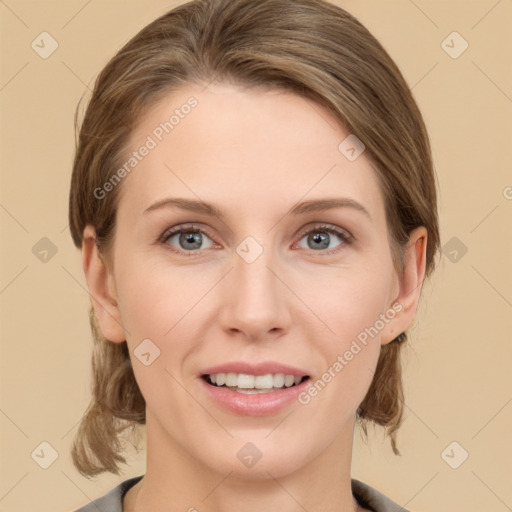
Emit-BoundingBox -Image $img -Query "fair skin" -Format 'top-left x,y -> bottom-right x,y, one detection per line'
82,82 -> 427,512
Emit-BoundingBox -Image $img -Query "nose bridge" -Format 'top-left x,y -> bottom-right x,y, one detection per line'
220,236 -> 290,337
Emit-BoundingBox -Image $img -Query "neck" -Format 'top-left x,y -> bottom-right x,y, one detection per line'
125,411 -> 364,512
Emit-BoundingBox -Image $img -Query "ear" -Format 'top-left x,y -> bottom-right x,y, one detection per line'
81,224 -> 126,343
381,226 -> 428,345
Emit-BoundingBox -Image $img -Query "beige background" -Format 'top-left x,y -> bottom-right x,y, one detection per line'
1,0 -> 511,511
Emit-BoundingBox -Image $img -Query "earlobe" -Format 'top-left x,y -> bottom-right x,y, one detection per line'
381,226 -> 428,345
82,225 -> 126,343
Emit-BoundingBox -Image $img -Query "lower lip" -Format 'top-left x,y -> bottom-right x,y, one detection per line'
199,377 -> 310,416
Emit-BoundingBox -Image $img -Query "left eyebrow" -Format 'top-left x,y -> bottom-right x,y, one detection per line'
143,197 -> 371,221
288,198 -> 371,221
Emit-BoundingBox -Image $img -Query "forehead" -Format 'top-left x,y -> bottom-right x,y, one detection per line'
118,83 -> 385,224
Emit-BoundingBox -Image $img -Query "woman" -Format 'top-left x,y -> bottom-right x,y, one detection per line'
69,0 -> 440,510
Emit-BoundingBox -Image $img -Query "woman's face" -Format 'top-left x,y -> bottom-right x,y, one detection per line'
89,82 -> 423,479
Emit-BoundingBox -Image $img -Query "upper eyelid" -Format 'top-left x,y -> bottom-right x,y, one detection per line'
295,223 -> 351,238
161,223 -> 214,241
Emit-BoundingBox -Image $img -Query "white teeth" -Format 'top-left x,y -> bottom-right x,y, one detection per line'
273,373 -> 285,387
284,374 -> 295,387
237,374 -> 255,388
226,373 -> 237,386
207,372 -> 305,390
255,374 -> 274,389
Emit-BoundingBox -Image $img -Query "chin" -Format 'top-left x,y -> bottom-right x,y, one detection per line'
195,435 -> 316,481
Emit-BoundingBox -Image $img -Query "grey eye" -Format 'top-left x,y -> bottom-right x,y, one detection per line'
165,230 -> 214,251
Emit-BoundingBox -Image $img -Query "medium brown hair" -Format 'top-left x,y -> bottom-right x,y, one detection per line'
69,0 -> 441,477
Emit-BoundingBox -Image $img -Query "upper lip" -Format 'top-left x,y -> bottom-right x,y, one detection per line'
200,361 -> 310,378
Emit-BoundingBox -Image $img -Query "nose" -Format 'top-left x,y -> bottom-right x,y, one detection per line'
218,244 -> 292,342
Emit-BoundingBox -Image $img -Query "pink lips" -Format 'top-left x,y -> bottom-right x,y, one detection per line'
200,361 -> 309,377
199,361 -> 311,416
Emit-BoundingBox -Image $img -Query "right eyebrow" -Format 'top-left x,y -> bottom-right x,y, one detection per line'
143,197 -> 224,217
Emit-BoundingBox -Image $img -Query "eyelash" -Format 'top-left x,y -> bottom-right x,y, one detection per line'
158,223 -> 354,257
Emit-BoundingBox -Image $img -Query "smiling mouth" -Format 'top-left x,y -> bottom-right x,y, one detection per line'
202,373 -> 310,394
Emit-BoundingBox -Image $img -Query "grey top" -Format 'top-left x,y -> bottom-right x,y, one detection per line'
73,475 -> 410,512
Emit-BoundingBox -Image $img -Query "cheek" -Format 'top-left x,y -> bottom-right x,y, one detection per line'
298,261 -> 393,405
115,254 -> 211,341
113,259 -> 208,416
300,259 -> 394,343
